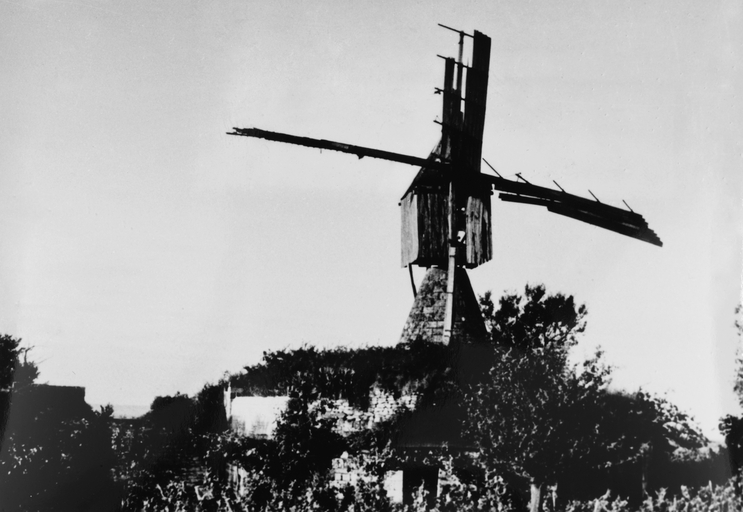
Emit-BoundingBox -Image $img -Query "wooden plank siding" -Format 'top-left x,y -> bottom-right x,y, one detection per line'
400,193 -> 419,267
401,188 -> 491,269
417,191 -> 450,265
465,194 -> 492,268
400,190 -> 449,268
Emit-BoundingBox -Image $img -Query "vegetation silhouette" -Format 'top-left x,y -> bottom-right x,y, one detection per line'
0,335 -> 119,511
0,290 -> 735,511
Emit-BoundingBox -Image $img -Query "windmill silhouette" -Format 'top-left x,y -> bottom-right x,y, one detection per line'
228,25 -> 661,346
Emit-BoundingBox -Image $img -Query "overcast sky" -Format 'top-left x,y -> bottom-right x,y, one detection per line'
2,0 -> 741,440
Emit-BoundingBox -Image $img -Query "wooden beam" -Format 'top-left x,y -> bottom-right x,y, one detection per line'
462,31 -> 491,175
442,179 -> 457,344
228,127 -> 446,170
441,57 -> 458,161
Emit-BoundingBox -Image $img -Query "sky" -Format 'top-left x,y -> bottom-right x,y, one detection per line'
1,0 -> 741,440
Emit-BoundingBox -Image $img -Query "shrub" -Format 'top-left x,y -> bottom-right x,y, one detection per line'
564,479 -> 742,512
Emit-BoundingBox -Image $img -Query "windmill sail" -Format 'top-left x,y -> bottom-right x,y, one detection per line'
488,175 -> 662,246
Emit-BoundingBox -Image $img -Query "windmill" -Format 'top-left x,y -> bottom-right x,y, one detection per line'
228,25 -> 661,346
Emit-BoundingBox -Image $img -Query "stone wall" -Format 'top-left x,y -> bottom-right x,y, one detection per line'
330,452 -> 404,504
323,386 -> 418,435
229,387 -> 418,501
325,387 -> 416,501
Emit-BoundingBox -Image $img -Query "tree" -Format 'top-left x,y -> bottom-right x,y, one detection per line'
734,305 -> 743,403
469,286 -> 709,511
479,285 -> 587,353
1,334 -> 39,444
466,285 -> 606,512
563,390 -> 707,503
720,305 -> 743,488
0,334 -> 39,392
0,401 -> 119,510
466,344 -> 610,512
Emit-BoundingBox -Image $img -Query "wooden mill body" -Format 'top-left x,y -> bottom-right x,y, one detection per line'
400,172 -> 492,269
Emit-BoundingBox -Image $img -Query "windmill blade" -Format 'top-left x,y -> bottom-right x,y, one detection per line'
228,127 -> 444,169
487,174 -> 662,247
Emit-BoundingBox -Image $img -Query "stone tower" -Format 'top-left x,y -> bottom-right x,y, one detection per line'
399,267 -> 487,345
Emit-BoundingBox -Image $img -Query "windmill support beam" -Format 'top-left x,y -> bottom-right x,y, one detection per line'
442,245 -> 457,344
442,178 -> 457,344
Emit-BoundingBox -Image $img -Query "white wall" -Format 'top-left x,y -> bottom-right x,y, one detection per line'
230,396 -> 289,438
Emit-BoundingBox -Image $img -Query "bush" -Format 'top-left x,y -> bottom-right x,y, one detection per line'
563,480 -> 742,512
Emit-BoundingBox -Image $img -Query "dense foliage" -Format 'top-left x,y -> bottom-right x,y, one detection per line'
0,335 -> 119,511
468,286 -> 712,511
114,443 -> 739,512
720,305 -> 743,488
0,334 -> 39,392
467,286 -> 608,511
231,339 -> 452,410
0,334 -> 39,443
118,383 -> 231,511
466,348 -> 611,508
479,286 -> 587,352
